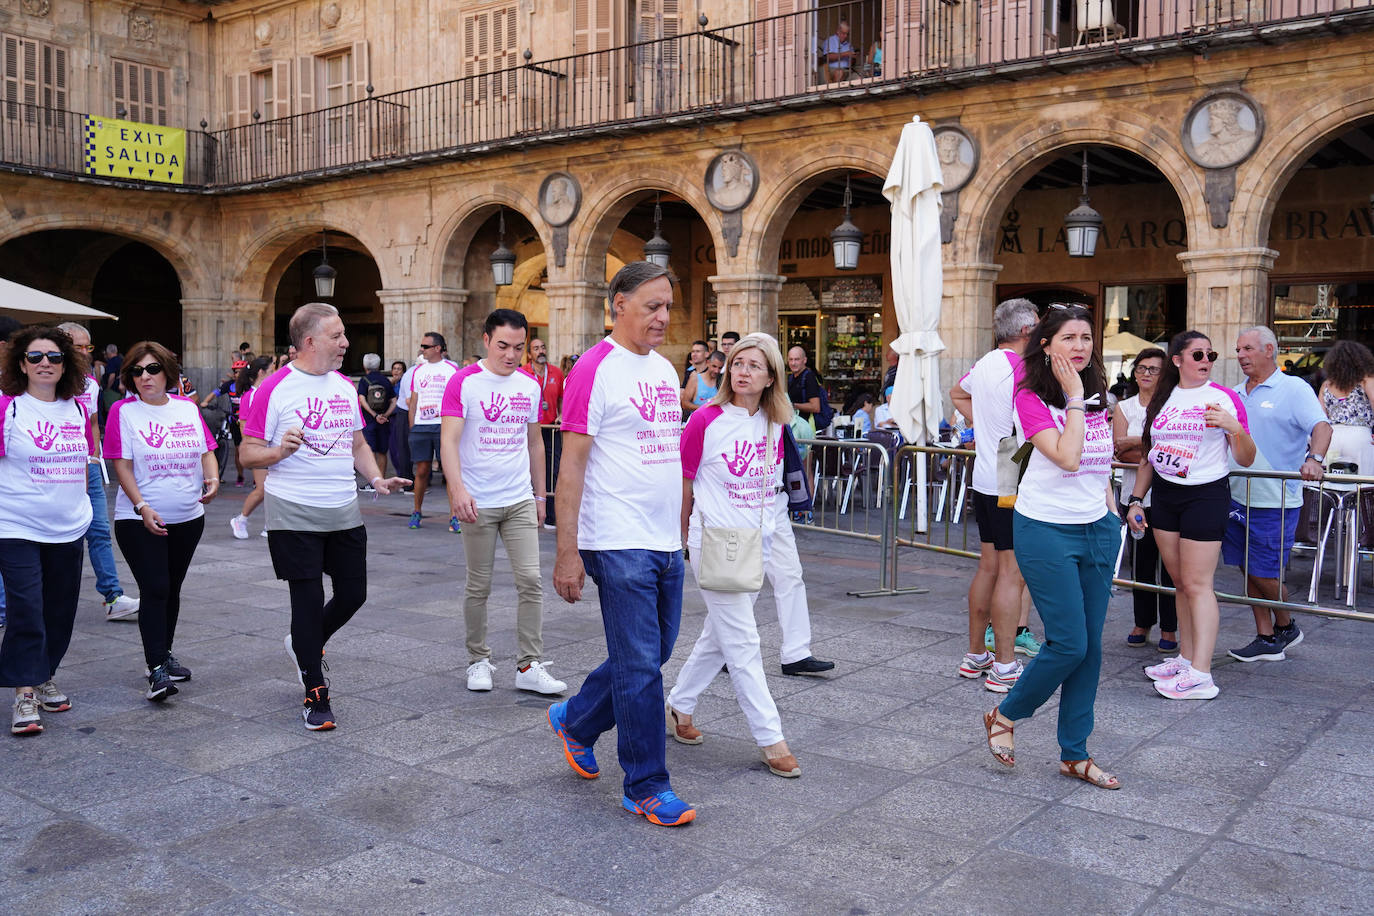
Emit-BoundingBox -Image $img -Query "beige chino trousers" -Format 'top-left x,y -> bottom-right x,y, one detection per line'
461,499 -> 544,668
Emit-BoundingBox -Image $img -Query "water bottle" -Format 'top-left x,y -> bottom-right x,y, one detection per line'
1129,506 -> 1145,541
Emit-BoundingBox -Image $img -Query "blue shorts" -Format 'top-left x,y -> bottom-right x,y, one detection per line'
408,425 -> 442,464
1222,500 -> 1301,579
362,418 -> 391,454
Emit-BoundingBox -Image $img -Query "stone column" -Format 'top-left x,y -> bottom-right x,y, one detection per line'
1178,247 -> 1278,388
706,273 -> 787,338
544,280 -> 608,362
377,288 -> 468,365
181,298 -> 268,394
939,262 -> 1002,409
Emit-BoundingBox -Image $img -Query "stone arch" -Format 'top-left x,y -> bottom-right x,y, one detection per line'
958,117 -> 1206,265
235,214 -> 387,305
570,168 -> 722,280
1239,91 -> 1374,246
431,191 -> 544,291
0,212 -> 210,300
750,145 -> 896,272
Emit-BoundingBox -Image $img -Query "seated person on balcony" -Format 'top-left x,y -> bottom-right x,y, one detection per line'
822,21 -> 858,82
868,38 -> 883,78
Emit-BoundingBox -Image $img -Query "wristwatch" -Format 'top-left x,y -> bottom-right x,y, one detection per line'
1306,453 -> 1324,464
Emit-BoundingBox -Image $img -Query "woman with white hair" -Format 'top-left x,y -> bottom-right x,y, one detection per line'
666,332 -> 801,778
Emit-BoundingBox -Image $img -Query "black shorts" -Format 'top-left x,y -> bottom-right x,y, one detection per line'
230,419 -> 243,445
267,526 -> 367,581
972,491 -> 1015,551
1149,475 -> 1230,542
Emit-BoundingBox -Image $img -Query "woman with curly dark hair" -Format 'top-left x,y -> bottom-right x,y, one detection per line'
981,305 -> 1122,789
1317,339 -> 1374,475
0,325 -> 94,735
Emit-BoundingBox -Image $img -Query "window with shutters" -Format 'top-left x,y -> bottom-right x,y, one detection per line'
112,59 -> 168,126
462,6 -> 518,103
634,0 -> 679,111
320,48 -> 353,145
2,33 -> 67,126
574,0 -> 617,78
252,68 -> 273,120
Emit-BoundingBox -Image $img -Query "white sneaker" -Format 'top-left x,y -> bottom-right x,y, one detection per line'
466,659 -> 495,692
104,595 -> 140,621
260,528 -> 269,538
229,514 -> 249,539
515,661 -> 567,695
1144,656 -> 1190,682
11,691 -> 41,735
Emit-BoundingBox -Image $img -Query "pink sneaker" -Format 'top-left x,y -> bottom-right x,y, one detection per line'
1154,669 -> 1219,700
1144,656 -> 1189,682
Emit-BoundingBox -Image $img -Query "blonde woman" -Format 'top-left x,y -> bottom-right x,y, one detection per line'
666,332 -> 801,778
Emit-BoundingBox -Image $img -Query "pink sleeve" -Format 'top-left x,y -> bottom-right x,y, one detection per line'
80,401 -> 96,454
103,399 -> 127,459
680,407 -> 718,480
1217,384 -> 1250,434
242,367 -> 288,439
957,371 -> 971,394
561,341 -> 612,435
198,405 -> 217,451
441,365 -> 480,419
1015,388 -> 1056,439
0,394 -> 12,457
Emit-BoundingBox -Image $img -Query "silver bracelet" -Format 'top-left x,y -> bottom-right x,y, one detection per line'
1065,405 -> 1085,412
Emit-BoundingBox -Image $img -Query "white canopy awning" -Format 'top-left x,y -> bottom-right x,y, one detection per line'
0,276 -> 118,322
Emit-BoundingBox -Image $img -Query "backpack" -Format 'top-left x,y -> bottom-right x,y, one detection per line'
364,376 -> 391,415
808,370 -> 836,431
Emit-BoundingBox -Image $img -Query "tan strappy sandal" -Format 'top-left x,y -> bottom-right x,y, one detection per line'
1060,758 -> 1121,790
983,708 -> 1014,767
666,703 -> 703,745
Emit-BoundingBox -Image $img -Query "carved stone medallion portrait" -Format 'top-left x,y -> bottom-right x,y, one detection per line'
932,125 -> 977,193
129,11 -> 156,43
704,150 -> 758,212
321,3 -> 342,29
1183,91 -> 1263,170
538,172 -> 582,227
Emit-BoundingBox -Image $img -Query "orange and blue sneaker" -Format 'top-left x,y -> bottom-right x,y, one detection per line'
547,700 -> 598,778
622,790 -> 696,827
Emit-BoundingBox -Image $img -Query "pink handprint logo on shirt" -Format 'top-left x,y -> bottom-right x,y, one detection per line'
27,421 -> 57,451
722,441 -> 757,477
1152,406 -> 1180,430
629,382 -> 657,423
140,423 -> 168,448
295,398 -> 326,430
481,393 -> 507,422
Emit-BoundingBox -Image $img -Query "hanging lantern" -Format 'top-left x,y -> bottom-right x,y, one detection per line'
312,230 -> 337,298
490,208 -> 516,287
644,194 -> 672,268
1064,150 -> 1104,258
831,173 -> 863,271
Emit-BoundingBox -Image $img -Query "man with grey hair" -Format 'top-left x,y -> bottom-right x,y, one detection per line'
949,298 -> 1042,693
57,322 -> 140,621
1223,324 -> 1331,662
240,303 -> 410,731
547,261 -> 697,826
356,351 -> 396,486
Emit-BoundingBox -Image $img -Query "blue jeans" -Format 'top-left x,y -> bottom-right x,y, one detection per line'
85,463 -> 123,601
1001,513 -> 1118,761
563,549 -> 684,799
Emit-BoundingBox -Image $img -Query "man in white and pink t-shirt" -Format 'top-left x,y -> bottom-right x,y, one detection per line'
545,262 -> 697,827
440,309 -> 565,697
58,322 -> 139,622
239,303 -> 410,732
406,332 -> 459,530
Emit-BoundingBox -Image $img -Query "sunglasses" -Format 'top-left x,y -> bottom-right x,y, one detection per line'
1048,303 -> 1092,314
129,363 -> 164,378
419,343 -> 440,350
23,351 -> 63,365
1187,350 -> 1220,363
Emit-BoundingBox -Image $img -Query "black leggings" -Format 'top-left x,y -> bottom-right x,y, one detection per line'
288,575 -> 366,689
1124,506 -> 1178,633
115,516 -> 205,669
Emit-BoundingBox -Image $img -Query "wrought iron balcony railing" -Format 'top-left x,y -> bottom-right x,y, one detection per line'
1,0 -> 1368,190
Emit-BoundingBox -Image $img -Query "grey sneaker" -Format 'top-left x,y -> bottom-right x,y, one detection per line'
1275,623 -> 1303,651
11,691 -> 41,735
34,680 -> 70,712
1228,635 -> 1285,663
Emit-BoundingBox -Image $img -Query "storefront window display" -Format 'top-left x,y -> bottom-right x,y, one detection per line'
1272,281 -> 1374,384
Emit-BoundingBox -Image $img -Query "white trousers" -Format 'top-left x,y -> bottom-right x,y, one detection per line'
768,504 -> 814,665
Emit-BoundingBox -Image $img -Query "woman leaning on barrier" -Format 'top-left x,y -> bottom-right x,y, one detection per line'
982,305 -> 1123,790
1125,330 -> 1255,702
1316,339 -> 1374,475
1112,347 -> 1178,653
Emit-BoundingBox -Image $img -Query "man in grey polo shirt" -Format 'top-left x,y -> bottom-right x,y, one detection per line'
1222,326 -> 1331,663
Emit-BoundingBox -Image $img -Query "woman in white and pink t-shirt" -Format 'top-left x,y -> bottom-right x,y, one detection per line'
106,341 -> 220,702
983,307 -> 1122,791
666,333 -> 802,779
228,356 -> 276,540
0,326 -> 95,736
1126,330 -> 1255,701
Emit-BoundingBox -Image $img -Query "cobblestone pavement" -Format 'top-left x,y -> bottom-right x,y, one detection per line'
2,485 -> 1371,914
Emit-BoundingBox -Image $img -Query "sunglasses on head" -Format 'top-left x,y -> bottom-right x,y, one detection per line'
129,363 -> 164,378
1048,302 -> 1092,314
23,351 -> 63,365
1187,350 -> 1219,363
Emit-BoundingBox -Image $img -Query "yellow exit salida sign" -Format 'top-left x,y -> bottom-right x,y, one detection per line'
84,116 -> 185,185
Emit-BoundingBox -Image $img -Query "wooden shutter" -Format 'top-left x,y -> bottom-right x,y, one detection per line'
351,40 -> 369,99
496,8 -> 517,96
272,60 -> 292,118
43,44 -> 66,115
296,55 -> 314,112
575,0 -> 614,72
2,35 -> 41,120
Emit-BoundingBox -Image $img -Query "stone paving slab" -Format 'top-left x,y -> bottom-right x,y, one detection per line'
1,486 -> 1372,914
